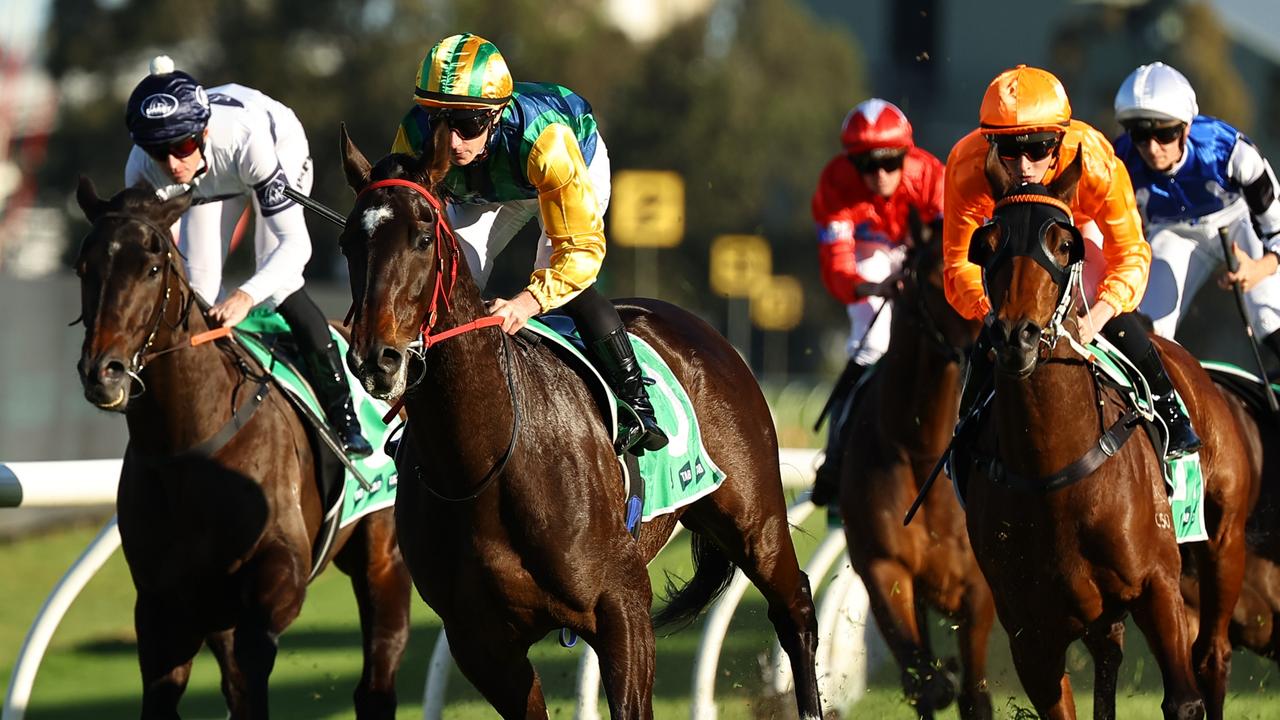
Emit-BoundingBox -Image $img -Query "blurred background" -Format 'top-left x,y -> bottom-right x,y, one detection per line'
1,0 -> 1278,458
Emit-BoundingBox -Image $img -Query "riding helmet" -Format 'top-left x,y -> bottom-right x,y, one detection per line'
125,55 -> 211,146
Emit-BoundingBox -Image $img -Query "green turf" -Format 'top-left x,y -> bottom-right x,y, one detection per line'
2,506 -> 1278,718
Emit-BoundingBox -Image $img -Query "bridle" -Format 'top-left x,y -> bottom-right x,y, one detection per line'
974,190 -> 1089,362
350,177 -> 518,502
82,213 -> 227,397
900,242 -> 968,364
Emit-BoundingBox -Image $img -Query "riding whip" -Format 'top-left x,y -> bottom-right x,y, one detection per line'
283,186 -> 347,229
1218,226 -> 1279,412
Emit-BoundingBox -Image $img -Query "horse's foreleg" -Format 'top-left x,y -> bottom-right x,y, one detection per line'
587,583 -> 657,720
334,513 -> 412,719
1190,523 -> 1247,720
1132,572 -> 1205,720
1082,620 -> 1125,720
136,594 -> 204,720
1007,629 -> 1075,720
234,546 -> 307,718
956,580 -> 995,720
862,558 -> 953,717
446,622 -> 547,720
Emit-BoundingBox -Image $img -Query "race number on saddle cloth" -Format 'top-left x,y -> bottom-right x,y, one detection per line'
523,317 -> 726,522
1083,338 -> 1208,544
233,308 -> 397,558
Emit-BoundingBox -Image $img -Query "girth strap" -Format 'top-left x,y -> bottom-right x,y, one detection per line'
988,407 -> 1141,493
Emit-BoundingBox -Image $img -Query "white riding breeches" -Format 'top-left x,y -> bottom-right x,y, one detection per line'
1138,200 -> 1280,338
446,136 -> 612,291
845,242 -> 906,364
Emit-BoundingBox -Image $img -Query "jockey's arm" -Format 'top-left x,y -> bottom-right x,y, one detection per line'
230,132 -> 312,306
524,123 -> 606,312
811,170 -> 864,305
1077,151 -> 1150,316
940,136 -> 994,321
1227,137 -> 1280,246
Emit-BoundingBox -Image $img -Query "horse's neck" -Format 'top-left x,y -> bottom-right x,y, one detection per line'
992,347 -> 1100,476
879,314 -> 964,450
408,282 -> 515,455
124,298 -> 242,456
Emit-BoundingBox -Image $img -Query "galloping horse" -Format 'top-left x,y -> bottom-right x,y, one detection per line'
960,147 -> 1253,720
837,217 -> 994,719
73,179 -> 412,718
334,127 -> 822,719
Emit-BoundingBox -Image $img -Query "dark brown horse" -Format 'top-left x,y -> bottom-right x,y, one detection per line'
334,126 -> 823,719
837,218 -> 994,719
73,179 -> 412,719
960,148 -> 1253,720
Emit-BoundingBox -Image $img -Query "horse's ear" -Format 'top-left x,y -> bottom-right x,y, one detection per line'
983,140 -> 1016,200
341,122 -> 372,193
907,205 -> 924,246
1047,148 -> 1084,205
150,188 -> 193,232
420,120 -> 452,189
76,176 -> 108,222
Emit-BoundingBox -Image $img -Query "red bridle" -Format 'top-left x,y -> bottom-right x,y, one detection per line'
355,178 -> 504,422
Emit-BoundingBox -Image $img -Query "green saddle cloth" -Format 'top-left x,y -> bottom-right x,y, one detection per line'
1085,338 -> 1207,543
235,308 -> 397,530
524,317 -> 726,521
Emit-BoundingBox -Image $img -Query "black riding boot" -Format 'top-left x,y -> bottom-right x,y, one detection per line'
302,341 -> 374,458
1263,330 -> 1280,376
1132,344 -> 1201,458
590,327 -> 668,453
811,361 -> 867,507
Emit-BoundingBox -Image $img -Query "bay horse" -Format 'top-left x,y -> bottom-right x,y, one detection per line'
73,179 -> 412,719
959,147 -> 1253,720
335,126 -> 823,719
837,216 -> 994,719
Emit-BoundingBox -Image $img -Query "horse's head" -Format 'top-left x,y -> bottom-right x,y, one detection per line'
338,122 -> 460,399
969,143 -> 1085,377
72,177 -> 193,410
900,211 -> 982,355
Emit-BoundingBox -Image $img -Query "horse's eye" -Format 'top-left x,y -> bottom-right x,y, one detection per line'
148,264 -> 161,277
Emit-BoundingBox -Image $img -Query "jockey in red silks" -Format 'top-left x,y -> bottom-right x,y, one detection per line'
809,98 -> 945,506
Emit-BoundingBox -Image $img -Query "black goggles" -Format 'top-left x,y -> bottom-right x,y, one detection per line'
992,136 -> 1060,162
142,134 -> 202,161
849,151 -> 906,174
1125,122 -> 1185,145
427,109 -> 499,140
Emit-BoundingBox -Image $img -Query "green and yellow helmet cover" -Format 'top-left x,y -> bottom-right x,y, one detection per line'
415,33 -> 513,109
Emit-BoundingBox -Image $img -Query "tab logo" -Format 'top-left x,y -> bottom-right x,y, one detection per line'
141,93 -> 179,119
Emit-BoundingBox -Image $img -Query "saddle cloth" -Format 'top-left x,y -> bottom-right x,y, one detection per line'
525,315 -> 726,522
234,308 -> 399,577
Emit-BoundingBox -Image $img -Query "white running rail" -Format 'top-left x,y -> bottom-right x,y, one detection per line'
2,450 -> 880,719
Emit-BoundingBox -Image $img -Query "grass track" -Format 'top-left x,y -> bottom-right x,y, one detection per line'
2,507 -> 1277,718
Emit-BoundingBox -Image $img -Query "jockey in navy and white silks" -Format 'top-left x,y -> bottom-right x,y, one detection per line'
122,56 -> 373,457
1113,62 -> 1280,351
124,79 -> 312,309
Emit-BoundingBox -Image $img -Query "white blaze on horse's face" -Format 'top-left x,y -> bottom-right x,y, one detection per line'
361,204 -> 394,237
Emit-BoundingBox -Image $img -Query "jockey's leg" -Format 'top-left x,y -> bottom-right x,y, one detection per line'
1105,312 -> 1202,458
277,289 -> 373,457
564,287 -> 668,452
810,359 -> 866,507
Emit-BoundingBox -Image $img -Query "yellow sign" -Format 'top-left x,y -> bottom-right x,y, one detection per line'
710,234 -> 771,297
609,170 -> 684,248
751,275 -> 804,331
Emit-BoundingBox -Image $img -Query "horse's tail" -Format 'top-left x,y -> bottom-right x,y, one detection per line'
651,533 -> 735,631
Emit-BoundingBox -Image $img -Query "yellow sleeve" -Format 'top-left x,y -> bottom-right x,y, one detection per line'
523,123 -> 606,311
391,124 -> 415,156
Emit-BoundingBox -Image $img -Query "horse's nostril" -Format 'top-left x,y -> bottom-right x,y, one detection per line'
102,360 -> 127,381
377,346 -> 402,374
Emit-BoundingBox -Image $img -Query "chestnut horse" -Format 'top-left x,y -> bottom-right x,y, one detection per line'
959,148 -> 1253,720
837,217 -> 994,719
73,179 -> 412,718
334,127 -> 822,720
